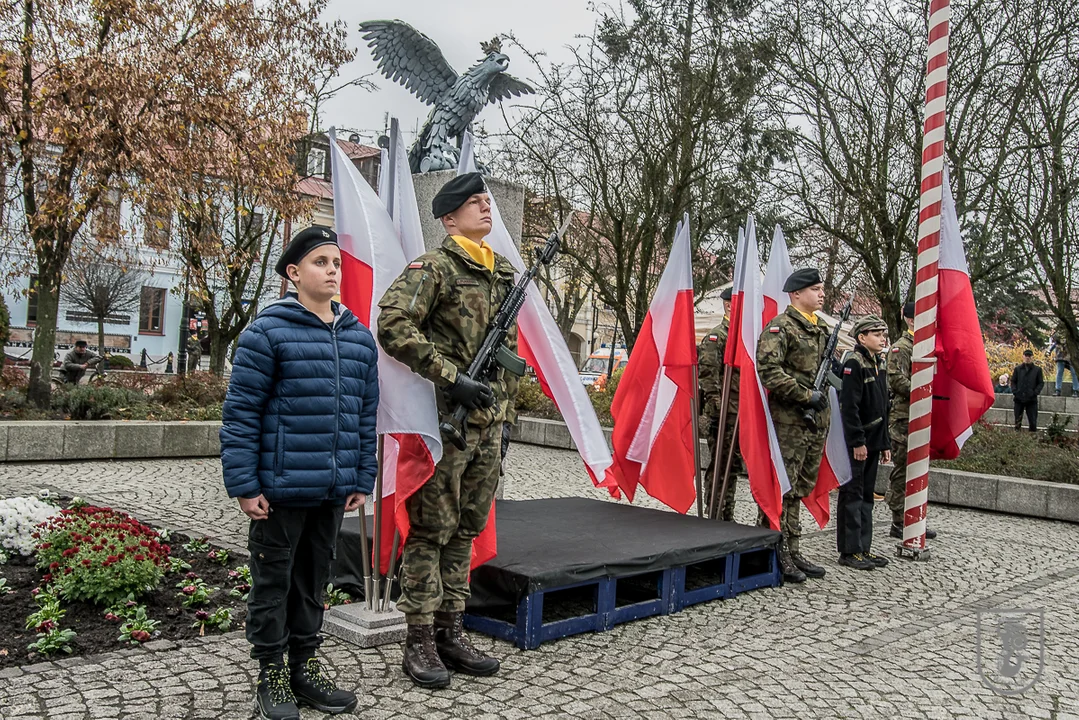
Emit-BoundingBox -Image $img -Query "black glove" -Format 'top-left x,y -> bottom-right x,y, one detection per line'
808,390 -> 828,412
449,372 -> 495,410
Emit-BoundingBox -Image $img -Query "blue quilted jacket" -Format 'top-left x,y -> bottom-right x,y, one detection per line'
220,295 -> 379,505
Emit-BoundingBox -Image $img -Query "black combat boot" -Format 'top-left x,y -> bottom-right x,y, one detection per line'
289,657 -> 357,714
790,550 -> 826,579
403,624 -> 451,689
838,553 -> 876,571
862,551 -> 889,568
778,539 -> 806,584
255,662 -> 300,720
434,611 -> 500,676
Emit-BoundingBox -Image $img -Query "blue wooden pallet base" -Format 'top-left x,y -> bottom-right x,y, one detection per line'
465,545 -> 780,650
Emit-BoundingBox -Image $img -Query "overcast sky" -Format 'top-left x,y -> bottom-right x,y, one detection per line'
322,0 -> 602,145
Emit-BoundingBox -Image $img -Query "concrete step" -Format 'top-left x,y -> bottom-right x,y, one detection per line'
992,394 -> 1079,414
983,407 -> 1079,432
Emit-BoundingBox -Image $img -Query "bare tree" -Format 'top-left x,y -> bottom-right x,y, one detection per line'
502,0 -> 790,349
0,0 -> 349,406
62,253 -> 145,367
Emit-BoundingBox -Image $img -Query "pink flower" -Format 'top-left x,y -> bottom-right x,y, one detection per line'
105,613 -> 120,622
195,610 -> 209,621
185,572 -> 198,580
182,585 -> 197,595
131,630 -> 151,642
36,620 -> 56,633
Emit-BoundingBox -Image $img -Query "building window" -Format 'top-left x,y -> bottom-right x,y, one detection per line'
93,187 -> 121,243
243,209 -> 264,236
27,274 -> 39,325
306,148 -> 326,178
139,286 -> 166,334
145,197 -> 171,250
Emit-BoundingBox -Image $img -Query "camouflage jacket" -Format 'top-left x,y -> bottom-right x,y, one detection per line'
887,332 -> 913,422
839,345 -> 890,451
698,319 -> 739,418
757,306 -> 831,427
377,236 -> 520,429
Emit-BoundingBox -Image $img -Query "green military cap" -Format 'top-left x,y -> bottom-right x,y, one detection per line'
849,314 -> 888,338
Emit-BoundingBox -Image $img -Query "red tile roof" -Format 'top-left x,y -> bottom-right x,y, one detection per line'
336,138 -> 380,160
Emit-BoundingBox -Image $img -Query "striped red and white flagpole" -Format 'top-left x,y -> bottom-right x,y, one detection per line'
901,0 -> 952,560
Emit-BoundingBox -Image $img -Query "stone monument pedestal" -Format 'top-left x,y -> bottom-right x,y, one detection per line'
323,603 -> 407,648
411,170 -> 525,252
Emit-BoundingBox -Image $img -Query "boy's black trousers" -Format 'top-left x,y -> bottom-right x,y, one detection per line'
245,502 -> 345,662
836,449 -> 881,555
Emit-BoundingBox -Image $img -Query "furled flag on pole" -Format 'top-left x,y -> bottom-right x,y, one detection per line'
328,128 -> 443,573
930,165 -> 994,459
457,135 -> 613,489
603,214 -> 698,512
761,225 -> 793,324
732,216 -> 791,530
724,227 -> 747,367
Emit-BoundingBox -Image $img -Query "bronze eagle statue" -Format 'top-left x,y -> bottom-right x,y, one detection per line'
358,20 -> 535,173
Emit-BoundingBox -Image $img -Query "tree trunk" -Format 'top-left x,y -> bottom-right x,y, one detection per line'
26,269 -> 61,408
209,336 -> 230,376
97,318 -> 107,374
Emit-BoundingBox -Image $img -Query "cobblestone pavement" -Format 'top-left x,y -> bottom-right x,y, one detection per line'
1,444 -> 1078,719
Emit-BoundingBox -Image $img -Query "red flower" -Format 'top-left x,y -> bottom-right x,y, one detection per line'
30,587 -> 40,596
64,567 -> 73,575
41,574 -> 52,583
130,630 -> 151,643
140,540 -> 150,547
104,613 -> 120,622
106,555 -> 119,563
36,620 -> 56,633
81,559 -> 92,566
195,610 -> 209,621
182,585 -> 197,595
61,548 -> 77,558
39,542 -> 51,550
236,583 -> 251,593
134,554 -> 145,562
49,562 -> 59,570
186,571 -> 198,580
92,544 -> 104,552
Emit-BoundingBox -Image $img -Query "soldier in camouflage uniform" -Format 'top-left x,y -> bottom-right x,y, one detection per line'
756,268 -> 831,583
377,172 -> 520,689
698,287 -> 742,521
886,301 -> 937,540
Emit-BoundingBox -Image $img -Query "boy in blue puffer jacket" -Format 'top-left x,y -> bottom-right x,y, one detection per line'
221,226 -> 379,720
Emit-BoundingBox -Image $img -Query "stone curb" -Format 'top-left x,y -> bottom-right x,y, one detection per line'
509,416 -> 1079,525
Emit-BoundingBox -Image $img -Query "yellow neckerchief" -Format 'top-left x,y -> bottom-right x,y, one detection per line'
794,307 -> 818,325
907,329 -> 914,337
451,235 -> 494,272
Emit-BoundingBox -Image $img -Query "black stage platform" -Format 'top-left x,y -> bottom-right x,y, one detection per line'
332,497 -> 782,649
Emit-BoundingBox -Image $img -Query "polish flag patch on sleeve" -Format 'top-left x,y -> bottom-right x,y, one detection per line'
708,334 -> 718,341
408,261 -> 424,269
843,367 -> 853,375
768,326 -> 780,333
891,347 -> 900,352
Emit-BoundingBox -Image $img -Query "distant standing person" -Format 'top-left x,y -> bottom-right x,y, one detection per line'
995,373 -> 1011,394
186,332 -> 202,373
1050,331 -> 1078,397
62,340 -> 101,384
1011,349 -> 1044,432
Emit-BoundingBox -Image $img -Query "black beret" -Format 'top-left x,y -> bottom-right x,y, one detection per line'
782,268 -> 822,293
903,301 -> 915,319
720,287 -> 733,301
432,172 -> 486,218
275,225 -> 338,278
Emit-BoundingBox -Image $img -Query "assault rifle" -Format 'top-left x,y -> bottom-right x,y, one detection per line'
439,216 -> 573,450
803,299 -> 853,432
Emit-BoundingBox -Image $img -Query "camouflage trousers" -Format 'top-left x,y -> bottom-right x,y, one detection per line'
887,420 -> 909,525
702,413 -> 743,521
760,419 -> 827,553
397,421 -> 501,626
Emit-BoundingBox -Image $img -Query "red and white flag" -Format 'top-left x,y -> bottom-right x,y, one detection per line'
733,216 -> 791,529
457,136 -> 613,489
762,225 -> 793,324
930,165 -> 994,458
603,214 -> 698,512
803,386 -> 852,527
328,129 -> 442,573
